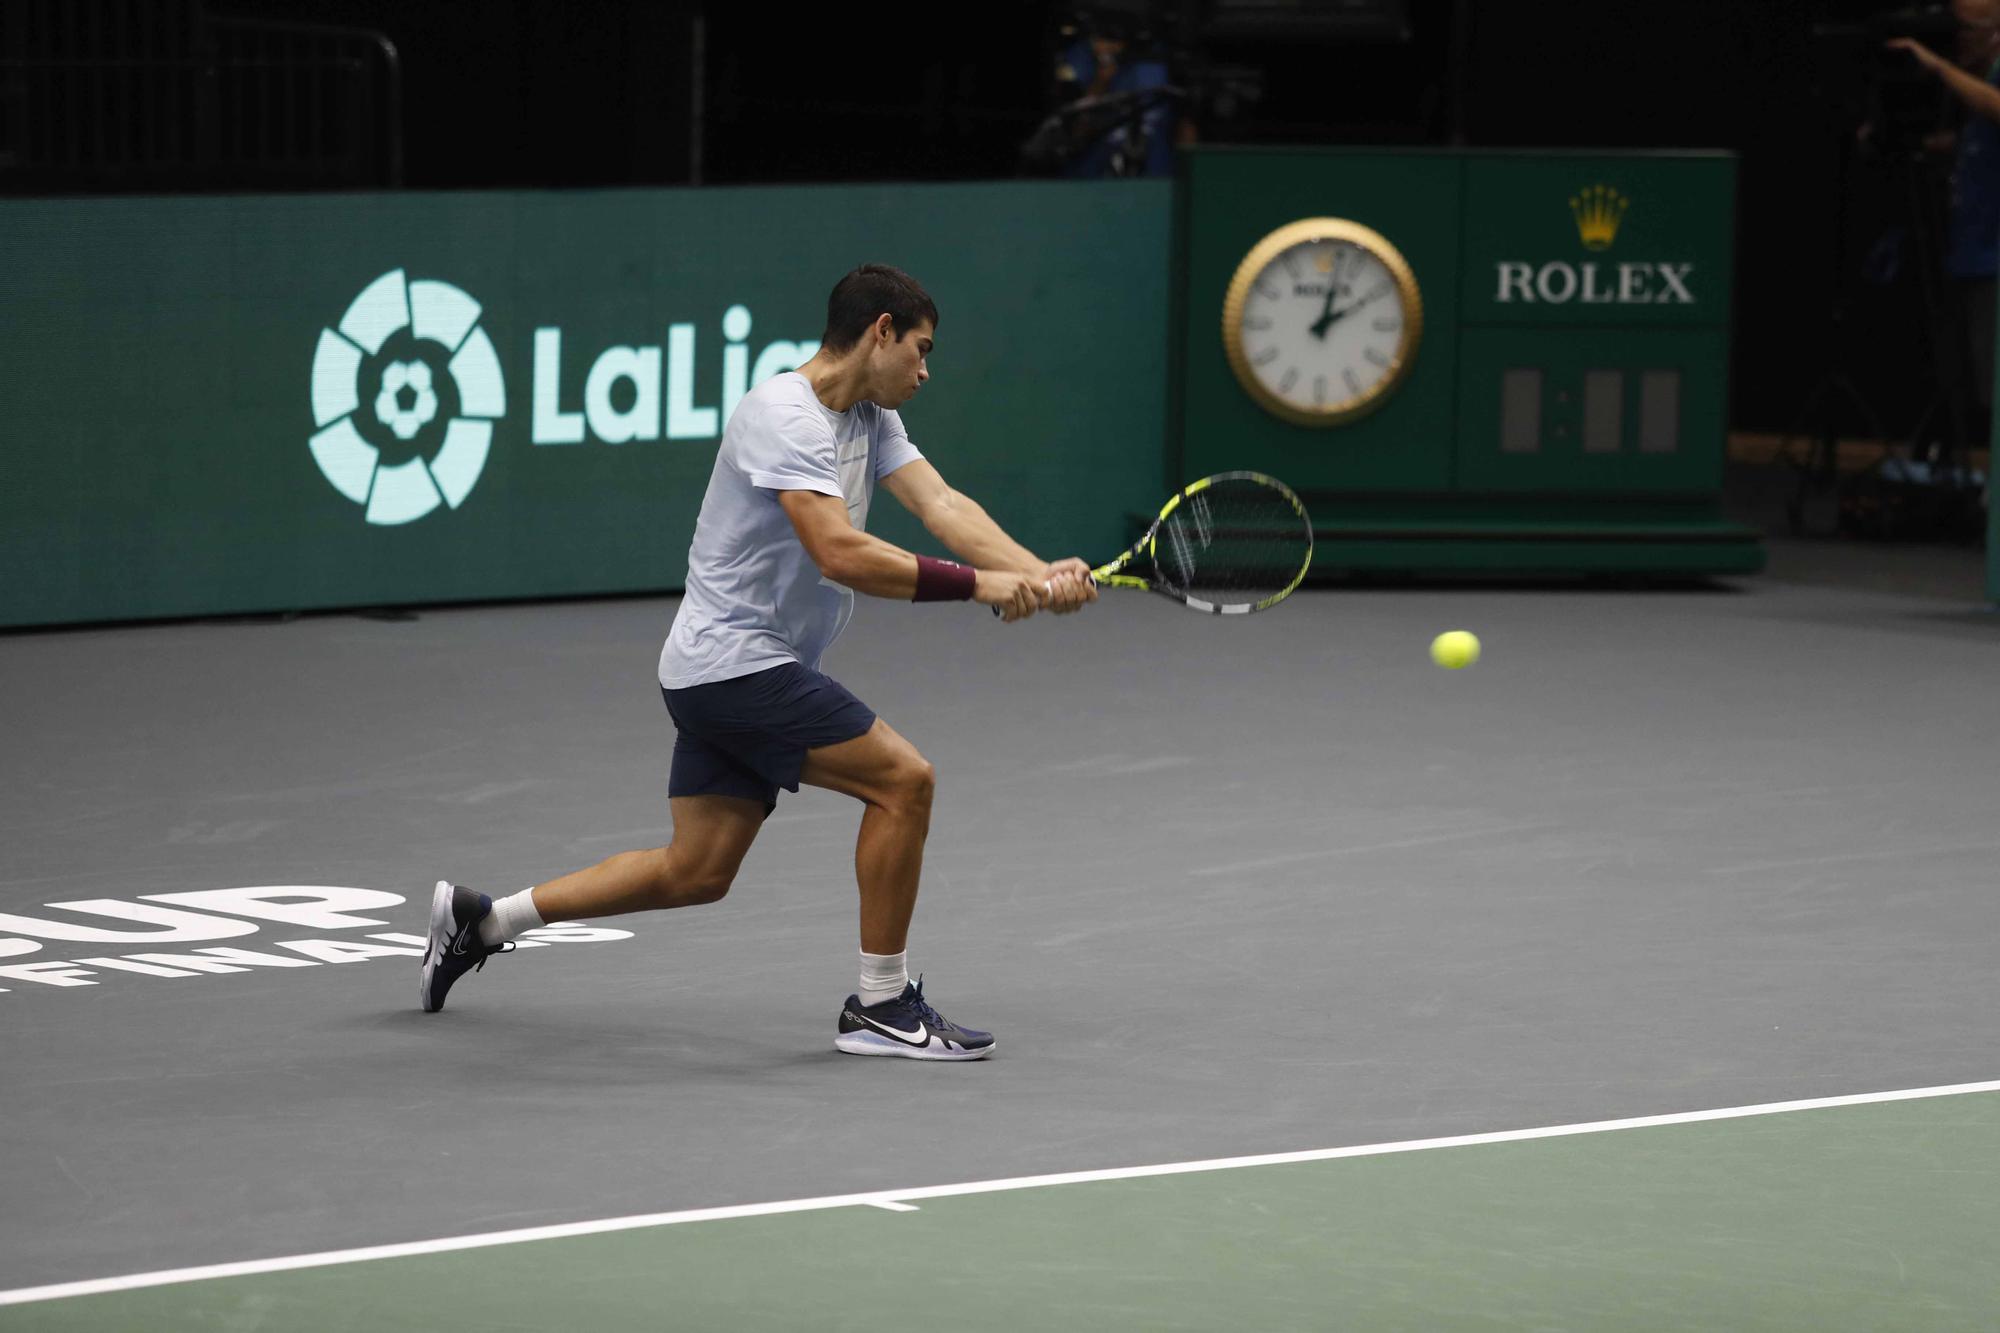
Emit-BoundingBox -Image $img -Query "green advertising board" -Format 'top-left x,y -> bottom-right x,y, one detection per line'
0,182 -> 1170,628
1174,147 -> 1760,575
1456,154 -> 1736,499
1177,150 -> 1464,492
3,153 -> 1762,630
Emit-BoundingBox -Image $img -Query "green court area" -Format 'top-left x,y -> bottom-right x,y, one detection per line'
8,1091 -> 1995,1332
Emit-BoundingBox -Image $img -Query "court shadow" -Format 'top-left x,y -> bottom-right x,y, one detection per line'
328,1004 -> 813,1085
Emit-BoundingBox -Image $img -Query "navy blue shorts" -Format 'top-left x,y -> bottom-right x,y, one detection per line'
661,662 -> 877,812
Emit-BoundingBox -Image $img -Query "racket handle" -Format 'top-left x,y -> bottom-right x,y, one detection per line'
988,579 -> 1057,618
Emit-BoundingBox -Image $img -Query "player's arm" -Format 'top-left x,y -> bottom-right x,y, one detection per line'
879,459 -> 1097,611
1889,39 -> 2000,123
775,489 -> 1042,620
880,458 -> 1042,574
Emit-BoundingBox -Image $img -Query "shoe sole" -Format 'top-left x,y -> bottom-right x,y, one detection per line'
418,879 -> 452,1013
834,1030 -> 995,1061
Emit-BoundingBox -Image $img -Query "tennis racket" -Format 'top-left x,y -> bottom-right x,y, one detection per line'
1001,471 -> 1314,616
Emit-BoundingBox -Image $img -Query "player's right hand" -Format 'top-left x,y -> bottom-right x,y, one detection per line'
975,569 -> 1043,622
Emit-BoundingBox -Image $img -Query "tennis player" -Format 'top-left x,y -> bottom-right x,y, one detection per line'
420,264 -> 1095,1059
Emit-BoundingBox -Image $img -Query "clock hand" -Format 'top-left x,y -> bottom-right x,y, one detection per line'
1308,281 -> 1345,340
1311,292 -> 1363,338
1334,284 -> 1393,321
1343,285 -> 1391,315
1312,283 -> 1391,339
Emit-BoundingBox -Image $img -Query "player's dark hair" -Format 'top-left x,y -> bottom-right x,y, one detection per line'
820,264 -> 938,354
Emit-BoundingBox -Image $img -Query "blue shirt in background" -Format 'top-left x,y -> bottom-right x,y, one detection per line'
1947,56 -> 2000,278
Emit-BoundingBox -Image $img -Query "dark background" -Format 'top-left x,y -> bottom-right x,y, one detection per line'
1,0 -> 1969,441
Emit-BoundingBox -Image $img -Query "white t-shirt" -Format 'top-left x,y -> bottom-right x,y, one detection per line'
658,371 -> 924,689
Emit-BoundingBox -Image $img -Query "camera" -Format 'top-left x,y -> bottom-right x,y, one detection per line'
1020,5 -> 1264,178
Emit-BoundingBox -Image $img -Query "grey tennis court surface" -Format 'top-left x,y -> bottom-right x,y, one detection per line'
3,571 -> 1996,1323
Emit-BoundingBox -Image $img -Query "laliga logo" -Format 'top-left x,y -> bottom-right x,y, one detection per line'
308,269 -> 507,526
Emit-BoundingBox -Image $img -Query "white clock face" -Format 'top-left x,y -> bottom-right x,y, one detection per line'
1238,238 -> 1412,415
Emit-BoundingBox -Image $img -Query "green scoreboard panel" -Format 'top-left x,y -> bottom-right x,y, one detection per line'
0,181 -> 1172,629
1174,147 -> 1762,576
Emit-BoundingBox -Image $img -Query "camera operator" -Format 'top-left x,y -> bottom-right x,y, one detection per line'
1036,6 -> 1195,178
1888,1 -> 2000,413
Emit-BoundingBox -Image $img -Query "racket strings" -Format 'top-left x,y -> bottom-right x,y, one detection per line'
1153,479 -> 1312,606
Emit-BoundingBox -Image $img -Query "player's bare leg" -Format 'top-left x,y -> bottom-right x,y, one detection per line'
799,718 -> 933,953
802,717 -> 993,1059
420,794 -> 764,1012
533,793 -> 767,920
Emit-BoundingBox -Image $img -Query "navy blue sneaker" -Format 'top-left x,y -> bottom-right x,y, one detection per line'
420,880 -> 512,1013
835,976 -> 995,1061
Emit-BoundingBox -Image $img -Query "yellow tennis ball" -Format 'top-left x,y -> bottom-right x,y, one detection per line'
1431,630 -> 1480,669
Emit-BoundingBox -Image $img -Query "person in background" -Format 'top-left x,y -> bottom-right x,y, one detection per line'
1890,0 -> 2000,418
1048,6 -> 1194,178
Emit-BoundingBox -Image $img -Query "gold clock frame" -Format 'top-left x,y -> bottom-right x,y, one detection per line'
1221,217 -> 1424,428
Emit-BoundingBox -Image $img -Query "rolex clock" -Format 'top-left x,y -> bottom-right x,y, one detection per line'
1221,217 -> 1424,427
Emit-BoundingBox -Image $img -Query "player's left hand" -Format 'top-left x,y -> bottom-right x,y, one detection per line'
1040,559 -> 1098,614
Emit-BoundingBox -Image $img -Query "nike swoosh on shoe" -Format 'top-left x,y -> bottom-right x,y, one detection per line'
863,1016 -> 930,1047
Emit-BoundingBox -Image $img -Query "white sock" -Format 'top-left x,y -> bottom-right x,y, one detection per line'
858,950 -> 908,1007
479,888 -> 545,946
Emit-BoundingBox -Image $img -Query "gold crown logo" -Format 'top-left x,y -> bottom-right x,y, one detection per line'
1569,184 -> 1629,251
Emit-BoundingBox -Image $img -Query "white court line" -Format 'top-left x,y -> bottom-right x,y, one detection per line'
2,1078 -> 1995,1308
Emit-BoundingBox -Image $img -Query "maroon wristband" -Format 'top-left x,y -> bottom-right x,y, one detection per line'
913,555 -> 977,602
